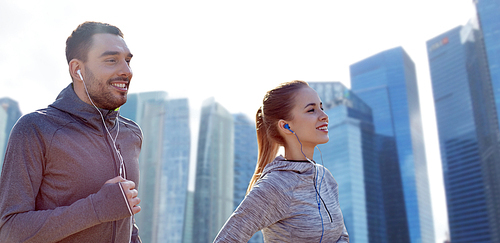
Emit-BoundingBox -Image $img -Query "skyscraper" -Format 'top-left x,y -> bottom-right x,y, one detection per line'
182,190 -> 195,243
157,98 -> 191,242
121,92 -> 166,243
350,47 -> 435,243
232,113 -> 256,208
232,113 -> 263,243
0,97 -> 22,171
120,92 -> 191,243
309,82 -> 386,243
0,107 -> 7,171
427,19 -> 500,242
192,98 -> 234,243
473,1 -> 500,240
475,0 -> 500,130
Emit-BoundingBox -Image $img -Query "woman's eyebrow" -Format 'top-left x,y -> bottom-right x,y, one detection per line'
304,103 -> 317,109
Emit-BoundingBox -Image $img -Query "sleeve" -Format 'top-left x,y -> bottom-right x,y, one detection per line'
336,224 -> 349,242
0,117 -> 132,242
213,172 -> 293,243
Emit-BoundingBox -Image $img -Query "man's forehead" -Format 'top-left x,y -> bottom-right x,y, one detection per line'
90,33 -> 131,56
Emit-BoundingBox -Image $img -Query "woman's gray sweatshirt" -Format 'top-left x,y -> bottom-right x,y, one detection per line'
214,155 -> 349,242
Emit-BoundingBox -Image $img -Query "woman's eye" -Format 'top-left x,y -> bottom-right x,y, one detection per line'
308,109 -> 315,112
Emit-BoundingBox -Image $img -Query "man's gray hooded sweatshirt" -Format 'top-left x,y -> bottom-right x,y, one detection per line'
0,84 -> 142,242
214,155 -> 349,242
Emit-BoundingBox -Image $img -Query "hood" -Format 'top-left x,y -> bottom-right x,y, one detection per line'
49,83 -> 119,133
261,155 -> 316,177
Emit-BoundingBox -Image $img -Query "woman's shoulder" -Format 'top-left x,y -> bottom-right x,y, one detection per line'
260,159 -> 309,182
254,159 -> 311,195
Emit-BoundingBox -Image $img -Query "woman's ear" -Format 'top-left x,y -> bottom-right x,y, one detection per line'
278,120 -> 293,134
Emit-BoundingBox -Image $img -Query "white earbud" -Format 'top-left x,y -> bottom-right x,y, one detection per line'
77,69 -> 83,81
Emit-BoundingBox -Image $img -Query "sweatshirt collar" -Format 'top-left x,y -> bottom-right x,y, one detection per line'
262,155 -> 315,176
49,83 -> 119,132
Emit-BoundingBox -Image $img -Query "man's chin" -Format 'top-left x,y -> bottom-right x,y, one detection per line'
99,98 -> 127,111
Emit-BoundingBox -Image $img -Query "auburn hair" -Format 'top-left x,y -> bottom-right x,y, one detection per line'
247,80 -> 309,194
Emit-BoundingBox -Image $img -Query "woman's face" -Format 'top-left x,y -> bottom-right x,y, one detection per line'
286,86 -> 329,148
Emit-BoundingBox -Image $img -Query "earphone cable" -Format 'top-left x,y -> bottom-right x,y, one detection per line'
80,75 -> 133,242
81,79 -> 126,179
316,146 -> 332,222
293,132 -> 324,242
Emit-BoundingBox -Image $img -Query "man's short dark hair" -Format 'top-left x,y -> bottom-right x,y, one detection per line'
65,21 -> 124,64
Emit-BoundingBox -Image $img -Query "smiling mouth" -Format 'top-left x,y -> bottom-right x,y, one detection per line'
317,125 -> 328,131
111,82 -> 128,91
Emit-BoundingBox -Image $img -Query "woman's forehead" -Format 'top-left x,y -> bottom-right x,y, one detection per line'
294,87 -> 321,106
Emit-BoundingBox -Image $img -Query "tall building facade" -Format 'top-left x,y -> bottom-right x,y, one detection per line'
474,1 -> 500,240
0,107 -> 7,171
350,47 -> 435,243
427,19 -> 500,242
182,190 -> 195,243
120,92 -> 191,243
0,98 -> 22,171
192,98 -> 234,243
232,113 -> 263,243
475,0 -> 500,130
157,98 -> 191,242
309,82 -> 386,243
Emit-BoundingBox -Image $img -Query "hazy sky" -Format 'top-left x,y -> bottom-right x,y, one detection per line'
0,1 -> 477,242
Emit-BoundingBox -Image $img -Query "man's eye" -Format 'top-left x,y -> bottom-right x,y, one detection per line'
106,59 -> 117,63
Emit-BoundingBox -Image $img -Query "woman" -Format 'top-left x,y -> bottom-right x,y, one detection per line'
214,80 -> 349,242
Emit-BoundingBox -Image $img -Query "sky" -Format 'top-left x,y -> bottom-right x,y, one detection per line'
0,0 -> 478,242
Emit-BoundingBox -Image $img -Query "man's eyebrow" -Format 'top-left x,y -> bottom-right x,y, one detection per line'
99,51 -> 133,58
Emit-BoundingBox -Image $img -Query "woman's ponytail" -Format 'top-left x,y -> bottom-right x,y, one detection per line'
246,80 -> 310,194
246,107 -> 279,194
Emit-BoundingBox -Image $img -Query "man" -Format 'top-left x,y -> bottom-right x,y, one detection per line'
0,21 -> 142,242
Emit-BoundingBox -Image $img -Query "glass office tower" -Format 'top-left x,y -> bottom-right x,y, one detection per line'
0,98 -> 22,172
0,107 -> 7,171
120,92 -> 191,243
157,98 -> 191,242
232,113 -> 263,243
310,82 -> 386,243
121,92 -> 166,243
475,0 -> 500,130
182,190 -> 195,243
427,19 -> 500,243
474,2 -> 500,240
192,98 -> 234,243
232,113 -> 257,208
350,47 -> 435,243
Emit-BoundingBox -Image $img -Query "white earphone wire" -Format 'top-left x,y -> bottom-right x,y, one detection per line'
79,72 -> 126,178
79,71 -> 133,242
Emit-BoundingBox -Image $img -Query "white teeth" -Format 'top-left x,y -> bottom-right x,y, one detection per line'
318,126 -> 328,131
112,83 -> 126,89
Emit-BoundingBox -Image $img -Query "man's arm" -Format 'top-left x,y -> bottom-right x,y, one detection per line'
0,116 -> 138,242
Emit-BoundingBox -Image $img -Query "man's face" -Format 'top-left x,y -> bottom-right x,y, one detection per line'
82,33 -> 133,110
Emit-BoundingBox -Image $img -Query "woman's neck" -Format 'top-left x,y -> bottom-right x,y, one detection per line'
284,144 -> 314,161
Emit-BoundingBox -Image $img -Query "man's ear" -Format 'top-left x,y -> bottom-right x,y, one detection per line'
68,59 -> 83,82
